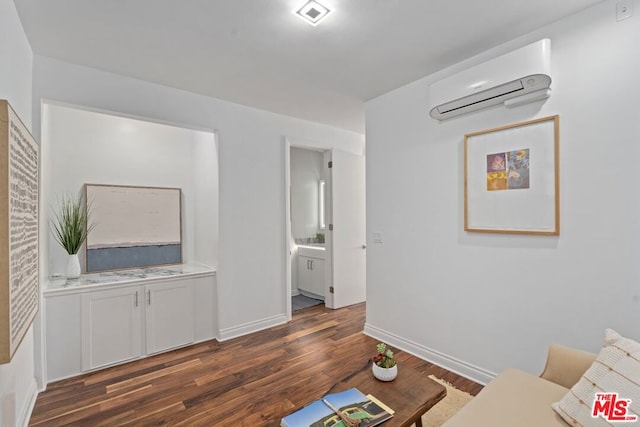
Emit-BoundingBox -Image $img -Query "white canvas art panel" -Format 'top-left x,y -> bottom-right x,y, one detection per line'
85,184 -> 182,271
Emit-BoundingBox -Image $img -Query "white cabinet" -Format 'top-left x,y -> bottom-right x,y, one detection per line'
44,267 -> 216,383
81,286 -> 143,371
81,281 -> 195,371
298,255 -> 325,297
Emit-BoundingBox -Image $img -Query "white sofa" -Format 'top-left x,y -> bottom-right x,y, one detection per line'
443,344 -> 597,427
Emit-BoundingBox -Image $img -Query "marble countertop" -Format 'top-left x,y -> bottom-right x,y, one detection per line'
44,264 -> 216,295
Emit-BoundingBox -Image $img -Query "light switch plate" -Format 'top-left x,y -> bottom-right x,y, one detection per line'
373,232 -> 383,243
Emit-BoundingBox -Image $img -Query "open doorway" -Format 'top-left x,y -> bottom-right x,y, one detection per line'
289,146 -> 328,312
284,139 -> 367,319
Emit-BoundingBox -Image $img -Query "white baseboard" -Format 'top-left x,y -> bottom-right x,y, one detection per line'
19,379 -> 38,427
219,313 -> 288,342
363,323 -> 496,385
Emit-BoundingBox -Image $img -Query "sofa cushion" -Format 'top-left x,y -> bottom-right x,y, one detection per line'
442,368 -> 570,427
552,329 -> 640,426
541,344 -> 597,389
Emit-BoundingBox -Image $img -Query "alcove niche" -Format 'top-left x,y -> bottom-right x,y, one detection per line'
40,102 -> 218,277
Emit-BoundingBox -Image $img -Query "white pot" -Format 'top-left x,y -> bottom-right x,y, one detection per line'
372,362 -> 398,381
66,253 -> 81,279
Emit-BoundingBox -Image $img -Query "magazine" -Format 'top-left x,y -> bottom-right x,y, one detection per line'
281,387 -> 394,427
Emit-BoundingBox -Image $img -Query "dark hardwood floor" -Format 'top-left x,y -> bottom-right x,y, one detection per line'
30,303 -> 482,426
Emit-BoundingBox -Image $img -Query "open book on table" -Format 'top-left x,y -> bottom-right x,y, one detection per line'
281,387 -> 394,427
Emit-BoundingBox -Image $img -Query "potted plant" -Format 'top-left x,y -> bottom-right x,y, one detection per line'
51,194 -> 93,279
372,342 -> 398,381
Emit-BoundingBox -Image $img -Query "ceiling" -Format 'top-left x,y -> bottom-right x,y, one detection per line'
15,0 -> 605,133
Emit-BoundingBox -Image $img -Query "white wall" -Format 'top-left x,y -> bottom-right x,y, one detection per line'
365,0 -> 640,384
0,2 -> 31,120
193,133 -> 220,269
291,147 -> 324,240
0,0 -> 38,425
41,103 -> 217,276
32,56 -> 364,340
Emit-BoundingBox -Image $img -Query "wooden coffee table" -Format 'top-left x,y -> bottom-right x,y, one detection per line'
326,363 -> 447,427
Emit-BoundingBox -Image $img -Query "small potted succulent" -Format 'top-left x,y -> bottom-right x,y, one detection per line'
372,342 -> 397,381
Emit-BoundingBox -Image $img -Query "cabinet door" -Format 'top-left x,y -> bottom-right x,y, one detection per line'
81,287 -> 142,371
145,280 -> 195,354
298,256 -> 325,297
309,258 -> 325,296
297,256 -> 312,293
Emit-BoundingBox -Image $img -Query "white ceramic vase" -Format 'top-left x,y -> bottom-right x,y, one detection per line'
372,362 -> 398,381
66,253 -> 81,279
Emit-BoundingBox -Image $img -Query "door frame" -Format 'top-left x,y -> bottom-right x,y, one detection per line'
284,137 -> 334,320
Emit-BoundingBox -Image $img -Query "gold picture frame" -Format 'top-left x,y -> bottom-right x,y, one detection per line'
464,115 -> 559,235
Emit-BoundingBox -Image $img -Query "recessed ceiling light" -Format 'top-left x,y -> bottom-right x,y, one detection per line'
294,0 -> 332,26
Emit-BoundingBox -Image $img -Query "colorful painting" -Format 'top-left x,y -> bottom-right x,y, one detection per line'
465,115 -> 559,235
506,149 -> 530,189
487,152 -> 507,191
487,149 -> 529,191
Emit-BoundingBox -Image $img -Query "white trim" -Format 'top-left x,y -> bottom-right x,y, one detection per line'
34,307 -> 47,392
19,379 -> 38,427
284,137 -> 293,321
363,323 -> 496,385
218,314 -> 288,342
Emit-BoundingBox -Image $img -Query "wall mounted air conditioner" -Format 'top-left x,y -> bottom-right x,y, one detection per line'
429,39 -> 551,121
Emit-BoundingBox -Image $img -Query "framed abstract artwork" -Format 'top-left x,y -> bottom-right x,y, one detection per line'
464,115 -> 559,235
85,184 -> 182,272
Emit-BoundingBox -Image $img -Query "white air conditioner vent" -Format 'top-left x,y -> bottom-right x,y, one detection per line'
429,40 -> 551,121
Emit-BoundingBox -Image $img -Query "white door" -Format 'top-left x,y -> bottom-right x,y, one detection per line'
145,280 -> 195,354
81,287 -> 142,370
329,149 -> 366,308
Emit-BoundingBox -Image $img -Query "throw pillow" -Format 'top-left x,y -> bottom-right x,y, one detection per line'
552,329 -> 640,426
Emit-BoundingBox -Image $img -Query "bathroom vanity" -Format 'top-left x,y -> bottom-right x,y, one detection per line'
297,245 -> 326,298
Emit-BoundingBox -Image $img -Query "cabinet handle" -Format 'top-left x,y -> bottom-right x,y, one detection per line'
310,260 -> 313,270
147,290 -> 151,305
134,291 -> 138,307
307,260 -> 311,269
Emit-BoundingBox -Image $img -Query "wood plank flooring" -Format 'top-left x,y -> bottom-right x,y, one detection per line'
30,303 -> 483,426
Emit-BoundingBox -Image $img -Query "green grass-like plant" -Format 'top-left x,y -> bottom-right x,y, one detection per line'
51,194 -> 93,255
